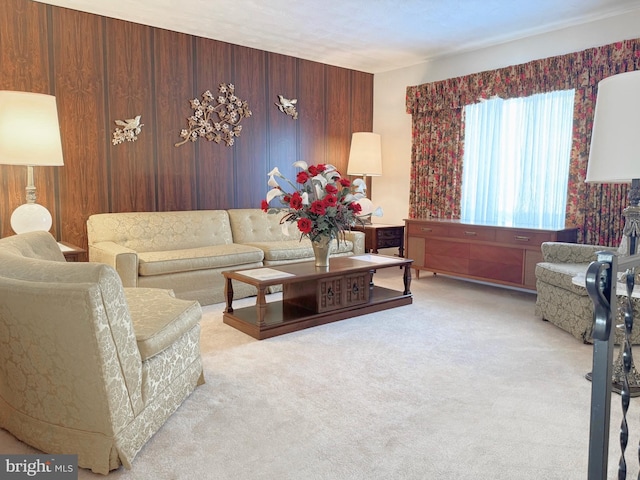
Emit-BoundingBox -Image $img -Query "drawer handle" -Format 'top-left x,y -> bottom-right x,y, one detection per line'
421,227 -> 432,232
327,287 -> 334,299
352,283 -> 359,294
514,236 -> 530,241
464,231 -> 477,236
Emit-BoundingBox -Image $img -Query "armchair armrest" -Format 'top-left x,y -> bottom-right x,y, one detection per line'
343,230 -> 366,255
540,242 -> 616,264
89,241 -> 139,287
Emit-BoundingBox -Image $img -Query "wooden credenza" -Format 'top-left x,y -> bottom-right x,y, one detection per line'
404,219 -> 578,290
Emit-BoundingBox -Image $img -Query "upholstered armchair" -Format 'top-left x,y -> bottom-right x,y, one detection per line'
0,231 -> 204,474
535,241 -> 640,344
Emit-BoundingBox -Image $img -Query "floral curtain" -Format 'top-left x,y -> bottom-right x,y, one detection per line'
406,40 -> 640,245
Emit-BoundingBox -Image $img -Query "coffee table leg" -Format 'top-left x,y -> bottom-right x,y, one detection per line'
403,264 -> 412,295
256,287 -> 267,327
256,286 -> 267,327
224,277 -> 234,313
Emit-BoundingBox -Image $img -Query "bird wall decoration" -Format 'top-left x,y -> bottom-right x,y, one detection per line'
275,95 -> 298,119
112,115 -> 143,145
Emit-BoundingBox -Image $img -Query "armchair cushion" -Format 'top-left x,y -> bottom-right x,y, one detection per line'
534,262 -> 592,295
124,288 -> 202,361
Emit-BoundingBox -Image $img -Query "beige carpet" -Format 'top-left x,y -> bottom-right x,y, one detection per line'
1,269 -> 638,479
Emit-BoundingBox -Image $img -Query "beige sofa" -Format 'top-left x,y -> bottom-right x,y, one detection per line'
87,208 -> 365,305
0,231 -> 204,474
535,241 -> 640,343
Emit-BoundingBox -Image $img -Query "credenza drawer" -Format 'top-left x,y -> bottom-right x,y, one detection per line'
494,229 -> 557,246
426,238 -> 469,258
447,225 -> 495,242
407,223 -> 449,237
425,254 -> 469,275
469,259 -> 523,284
469,244 -> 522,265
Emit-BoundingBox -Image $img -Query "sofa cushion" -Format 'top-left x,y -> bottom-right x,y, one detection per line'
228,208 -> 300,243
87,210 -> 235,252
124,288 -> 202,361
535,262 -> 589,295
137,244 -> 264,276
246,238 -> 354,262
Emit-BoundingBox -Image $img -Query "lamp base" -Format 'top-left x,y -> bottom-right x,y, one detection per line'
10,203 -> 52,234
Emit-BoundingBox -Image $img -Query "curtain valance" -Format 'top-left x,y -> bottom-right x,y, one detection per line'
405,40 -> 640,116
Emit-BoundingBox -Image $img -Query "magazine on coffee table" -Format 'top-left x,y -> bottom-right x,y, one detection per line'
351,254 -> 403,265
238,268 -> 296,281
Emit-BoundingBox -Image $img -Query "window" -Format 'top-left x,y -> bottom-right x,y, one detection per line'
460,89 -> 575,229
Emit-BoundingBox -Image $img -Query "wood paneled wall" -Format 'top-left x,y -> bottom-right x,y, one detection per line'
0,0 -> 373,250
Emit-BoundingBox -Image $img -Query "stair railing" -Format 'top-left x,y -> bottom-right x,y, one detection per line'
587,250 -> 640,479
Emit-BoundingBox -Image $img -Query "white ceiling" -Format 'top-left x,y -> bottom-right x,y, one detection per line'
34,0 -> 640,73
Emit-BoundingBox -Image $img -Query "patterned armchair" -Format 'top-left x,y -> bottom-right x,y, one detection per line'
535,241 -> 640,344
0,231 -> 204,474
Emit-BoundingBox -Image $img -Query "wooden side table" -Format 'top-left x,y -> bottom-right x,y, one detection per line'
58,242 -> 86,262
352,224 -> 405,256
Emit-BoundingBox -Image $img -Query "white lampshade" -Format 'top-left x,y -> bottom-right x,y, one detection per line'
0,91 -> 64,234
347,132 -> 382,176
586,70 -> 640,184
0,91 -> 64,167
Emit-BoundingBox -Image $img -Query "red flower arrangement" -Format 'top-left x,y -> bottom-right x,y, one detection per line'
262,161 -> 364,242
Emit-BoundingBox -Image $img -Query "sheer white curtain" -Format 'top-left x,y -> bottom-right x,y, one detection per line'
461,89 -> 575,229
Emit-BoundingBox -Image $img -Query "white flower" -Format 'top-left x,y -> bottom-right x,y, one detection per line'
292,160 -> 308,170
268,167 -> 283,177
268,175 -> 280,188
266,188 -> 284,203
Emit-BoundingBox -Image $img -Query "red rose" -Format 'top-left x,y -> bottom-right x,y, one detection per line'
323,195 -> 337,207
297,217 -> 313,233
325,184 -> 338,194
296,171 -> 309,184
348,202 -> 362,213
310,200 -> 326,215
316,164 -> 326,172
339,178 -> 351,187
261,199 -> 269,212
308,165 -> 319,176
290,192 -> 303,209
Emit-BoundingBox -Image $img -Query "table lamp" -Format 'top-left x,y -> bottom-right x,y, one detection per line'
347,132 -> 383,223
347,132 -> 382,180
586,70 -> 640,253
585,70 -> 640,397
0,91 -> 64,234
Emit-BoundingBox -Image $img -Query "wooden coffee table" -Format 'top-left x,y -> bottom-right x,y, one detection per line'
222,254 -> 412,339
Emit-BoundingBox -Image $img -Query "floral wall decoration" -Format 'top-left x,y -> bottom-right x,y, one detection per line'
175,84 -> 252,147
275,94 -> 298,119
112,115 -> 143,145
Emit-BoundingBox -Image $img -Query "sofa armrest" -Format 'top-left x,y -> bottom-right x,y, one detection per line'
89,241 -> 139,287
540,242 -> 615,264
343,230 -> 365,255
